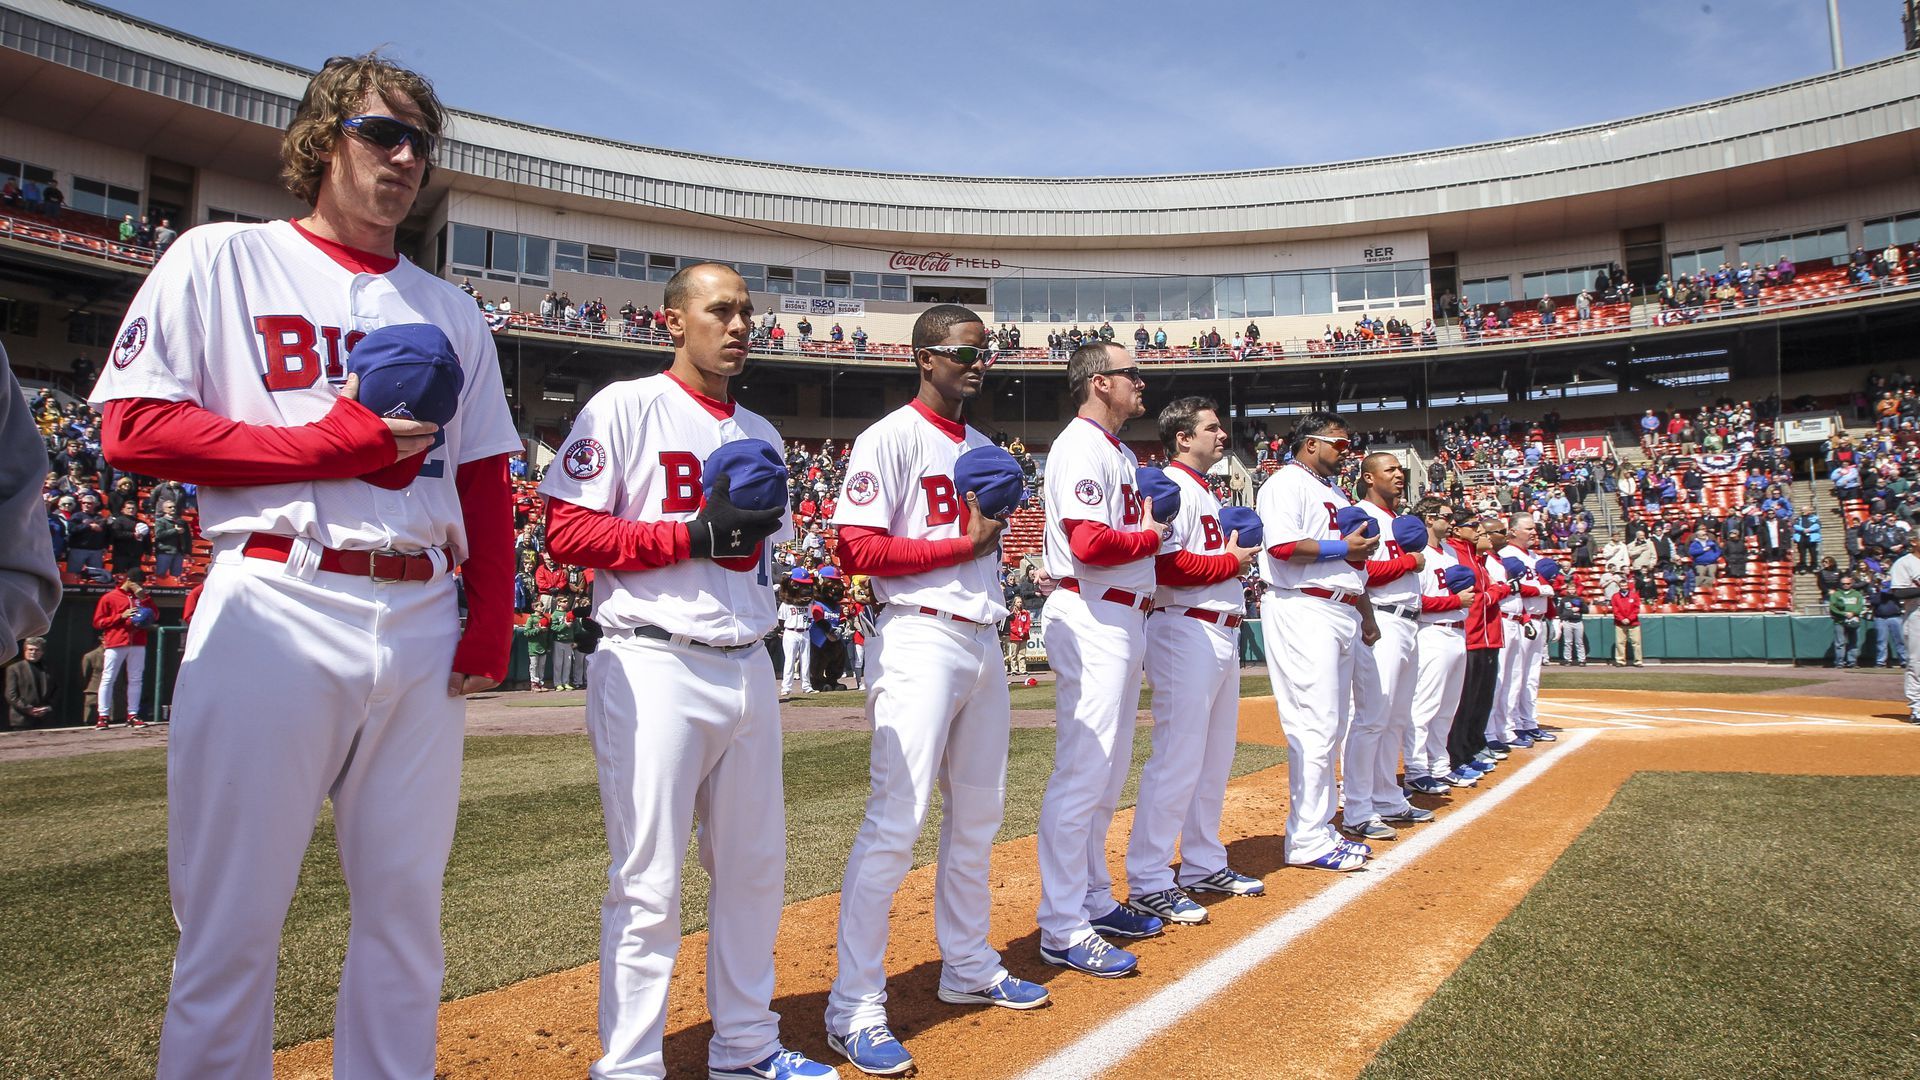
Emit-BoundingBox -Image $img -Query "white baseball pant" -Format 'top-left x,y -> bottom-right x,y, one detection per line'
1515,623 -> 1546,730
779,629 -> 810,695
1035,589 -> 1146,951
827,610 -> 1011,1035
1259,592 -> 1360,864
1905,608 -> 1920,716
1346,612 -> 1419,823
587,635 -> 786,1079
98,643 -> 146,720
158,552 -> 463,1080
1487,635 -> 1522,743
1126,612 -> 1240,898
1490,624 -> 1543,741
1407,624 -> 1467,781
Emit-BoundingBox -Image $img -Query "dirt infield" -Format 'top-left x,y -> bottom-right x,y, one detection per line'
269,688 -> 1920,1079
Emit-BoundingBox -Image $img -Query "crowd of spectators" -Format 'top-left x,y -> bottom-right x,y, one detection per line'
33,391 -> 201,588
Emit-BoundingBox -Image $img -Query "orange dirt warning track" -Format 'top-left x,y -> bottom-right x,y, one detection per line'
274,690 -> 1920,1079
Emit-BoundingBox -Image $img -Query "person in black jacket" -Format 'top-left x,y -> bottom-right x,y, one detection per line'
1555,593 -> 1588,665
1816,556 -> 1842,600
65,493 -> 110,581
152,498 -> 191,579
107,499 -> 149,577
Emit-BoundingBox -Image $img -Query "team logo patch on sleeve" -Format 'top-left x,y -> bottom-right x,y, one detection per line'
109,317 -> 148,369
562,438 -> 607,481
1074,478 -> 1104,506
846,470 -> 880,505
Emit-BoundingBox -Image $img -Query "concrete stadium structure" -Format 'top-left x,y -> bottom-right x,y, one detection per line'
2,0 -> 1919,449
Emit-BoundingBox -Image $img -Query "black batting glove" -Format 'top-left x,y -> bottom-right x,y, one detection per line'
573,615 -> 603,654
688,475 -> 784,560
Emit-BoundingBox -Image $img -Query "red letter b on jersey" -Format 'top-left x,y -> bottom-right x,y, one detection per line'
660,452 -> 701,513
922,476 -> 960,527
254,315 -> 320,391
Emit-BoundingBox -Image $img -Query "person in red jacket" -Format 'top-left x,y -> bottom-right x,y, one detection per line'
1444,516 -> 1512,781
1611,587 -> 1644,666
92,568 -> 157,728
533,550 -> 569,597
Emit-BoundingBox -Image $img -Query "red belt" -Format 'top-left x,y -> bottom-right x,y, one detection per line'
911,605 -> 991,627
1299,587 -> 1359,607
1059,577 -> 1153,612
243,532 -> 438,583
1158,605 -> 1244,629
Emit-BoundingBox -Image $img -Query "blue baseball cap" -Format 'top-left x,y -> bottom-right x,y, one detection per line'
954,445 -> 1026,518
703,439 -> 789,514
1334,505 -> 1378,538
1219,505 -> 1262,548
346,323 -> 465,427
1135,466 -> 1181,523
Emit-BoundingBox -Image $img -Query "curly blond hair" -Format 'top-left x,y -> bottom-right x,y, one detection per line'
280,53 -> 446,206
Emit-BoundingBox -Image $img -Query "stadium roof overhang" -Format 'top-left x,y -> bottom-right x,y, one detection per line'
4,0 -> 1919,251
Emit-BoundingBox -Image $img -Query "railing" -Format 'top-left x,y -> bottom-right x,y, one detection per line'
0,209 -> 162,267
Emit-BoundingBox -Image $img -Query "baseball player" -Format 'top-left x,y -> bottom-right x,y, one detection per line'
1124,397 -> 1261,925
1036,340 -> 1169,978
541,262 -> 832,1080
91,55 -> 520,1079
1405,499 -> 1476,794
1890,545 -> 1920,722
91,568 -> 157,727
825,305 -> 1046,1076
0,350 -> 60,664
1254,412 -> 1381,872
777,570 -> 814,699
1342,454 -> 1434,841
1491,513 -> 1557,750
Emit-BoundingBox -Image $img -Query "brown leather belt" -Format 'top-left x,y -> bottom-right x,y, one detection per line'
1059,577 -> 1153,612
1158,605 -> 1244,629
244,532 -> 437,583
1299,586 -> 1359,607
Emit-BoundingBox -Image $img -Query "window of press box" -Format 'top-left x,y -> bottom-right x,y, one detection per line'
69,176 -> 142,222
617,250 -> 647,280
1668,247 -> 1724,280
553,240 -> 585,273
648,253 -> 676,282
1863,213 -> 1920,251
1736,226 -> 1848,269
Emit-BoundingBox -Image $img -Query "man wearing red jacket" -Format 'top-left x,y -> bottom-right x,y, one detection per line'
1611,587 -> 1644,666
89,55 -> 518,1079
92,568 -> 157,728
1035,340 -> 1171,978
1444,515 -> 1513,785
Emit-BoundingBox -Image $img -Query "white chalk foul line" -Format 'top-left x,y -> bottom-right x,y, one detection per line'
1017,727 -> 1603,1080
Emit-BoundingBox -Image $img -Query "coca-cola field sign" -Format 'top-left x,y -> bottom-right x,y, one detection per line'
888,250 -> 1005,273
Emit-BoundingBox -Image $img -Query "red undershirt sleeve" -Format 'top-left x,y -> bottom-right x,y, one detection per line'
1365,552 -> 1417,586
1421,593 -> 1464,612
837,525 -> 973,577
544,497 -> 691,571
1062,519 -> 1160,566
101,397 -> 396,487
1266,541 -> 1299,561
449,454 -> 513,682
1155,548 -> 1242,586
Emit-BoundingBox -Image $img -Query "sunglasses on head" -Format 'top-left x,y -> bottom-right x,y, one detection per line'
924,344 -> 995,368
341,114 -> 433,158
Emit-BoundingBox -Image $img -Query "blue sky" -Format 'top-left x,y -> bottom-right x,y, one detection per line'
111,0 -> 1907,175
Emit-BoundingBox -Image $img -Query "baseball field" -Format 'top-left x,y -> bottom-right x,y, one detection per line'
3,666 -> 1916,1079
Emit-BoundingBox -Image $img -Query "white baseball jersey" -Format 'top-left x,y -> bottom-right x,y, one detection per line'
1892,553 -> 1920,614
779,601 -> 811,633
1498,543 -> 1554,616
1485,551 -> 1514,617
89,220 -> 521,557
1419,542 -> 1467,625
1355,500 -> 1421,607
1255,461 -> 1365,593
1153,461 -> 1242,614
832,400 -> 1006,624
1042,416 -> 1154,595
538,372 -> 792,646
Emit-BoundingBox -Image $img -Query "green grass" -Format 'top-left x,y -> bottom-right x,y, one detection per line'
1538,672 -> 1825,695
792,674 -> 1281,712
1359,773 -> 1920,1080
0,729 -> 1285,1078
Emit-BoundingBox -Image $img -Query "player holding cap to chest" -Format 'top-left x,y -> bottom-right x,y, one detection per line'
1122,397 -> 1261,926
1254,412 -> 1382,872
1492,513 -> 1559,751
1342,453 -> 1437,842
1121,399 -> 1267,922
1036,340 -> 1170,978
824,305 -> 1048,1076
1404,500 -> 1478,795
540,263 -> 830,1080
89,55 -> 520,1078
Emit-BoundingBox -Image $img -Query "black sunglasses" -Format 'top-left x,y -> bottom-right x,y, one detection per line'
341,114 -> 433,158
1093,366 -> 1144,382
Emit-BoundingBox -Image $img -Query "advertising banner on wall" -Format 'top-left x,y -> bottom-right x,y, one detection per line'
1559,436 -> 1610,460
779,296 -> 866,318
1778,414 -> 1837,445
